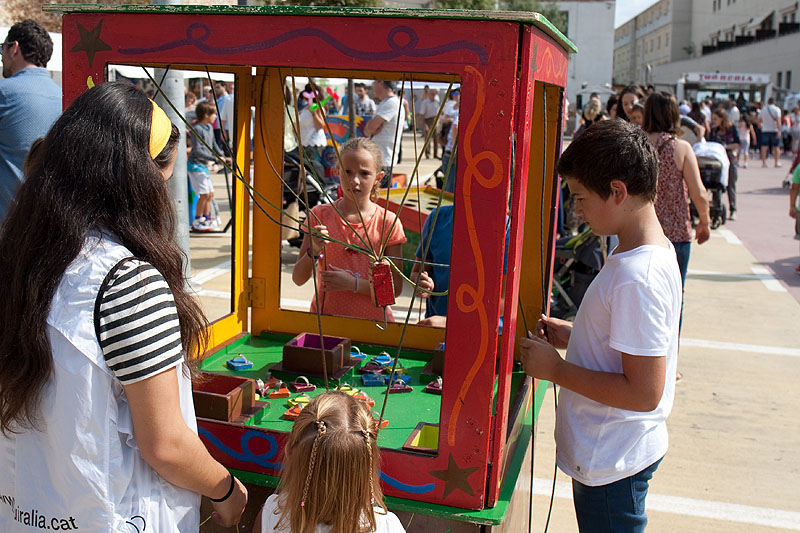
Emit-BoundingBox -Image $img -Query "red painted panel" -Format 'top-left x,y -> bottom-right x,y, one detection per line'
486,25 -> 537,507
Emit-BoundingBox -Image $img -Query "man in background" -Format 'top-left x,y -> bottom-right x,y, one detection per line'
0,19 -> 61,222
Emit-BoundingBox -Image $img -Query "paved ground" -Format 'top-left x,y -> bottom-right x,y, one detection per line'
191,139 -> 800,531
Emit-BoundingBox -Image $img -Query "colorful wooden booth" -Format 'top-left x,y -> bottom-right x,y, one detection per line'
52,4 -> 574,529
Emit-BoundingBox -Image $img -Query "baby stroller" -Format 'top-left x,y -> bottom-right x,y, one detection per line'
282,151 -> 338,246
550,228 -> 606,320
692,142 -> 729,229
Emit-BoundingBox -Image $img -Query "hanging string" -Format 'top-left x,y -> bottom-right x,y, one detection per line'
291,70 -> 330,391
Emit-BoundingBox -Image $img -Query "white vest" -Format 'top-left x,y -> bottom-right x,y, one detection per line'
0,234 -> 200,532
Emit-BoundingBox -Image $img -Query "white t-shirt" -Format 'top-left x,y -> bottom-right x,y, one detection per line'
555,243 -> 681,487
760,104 -> 781,133
299,108 -> 327,147
422,97 -> 440,119
260,494 -> 406,532
372,95 -> 403,168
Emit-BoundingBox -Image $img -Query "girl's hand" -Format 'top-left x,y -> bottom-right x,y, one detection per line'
535,314 -> 572,349
518,335 -> 563,382
791,205 -> 798,218
411,271 -> 434,298
321,266 -> 357,292
309,225 -> 329,257
210,477 -> 248,528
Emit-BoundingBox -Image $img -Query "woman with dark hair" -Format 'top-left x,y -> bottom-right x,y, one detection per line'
707,108 -> 740,220
687,100 -> 709,134
0,82 -> 246,531
616,85 -> 644,122
606,94 -> 618,119
643,92 -> 710,319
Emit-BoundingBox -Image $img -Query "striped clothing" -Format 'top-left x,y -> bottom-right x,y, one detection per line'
95,259 -> 183,385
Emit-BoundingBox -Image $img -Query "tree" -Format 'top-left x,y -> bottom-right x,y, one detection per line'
435,0 -> 495,10
503,0 -> 568,35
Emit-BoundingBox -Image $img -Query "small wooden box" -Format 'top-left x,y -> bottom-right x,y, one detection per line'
282,333 -> 351,375
193,373 -> 255,422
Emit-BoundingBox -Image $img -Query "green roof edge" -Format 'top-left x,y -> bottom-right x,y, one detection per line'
43,4 -> 577,54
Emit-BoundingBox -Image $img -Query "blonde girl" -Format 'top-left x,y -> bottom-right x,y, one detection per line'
292,137 -> 406,321
254,391 -> 405,532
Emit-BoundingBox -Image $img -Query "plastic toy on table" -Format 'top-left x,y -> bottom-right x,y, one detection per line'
283,403 -> 304,421
387,382 -> 413,394
424,377 -> 443,395
361,372 -> 385,386
287,393 -> 311,407
353,391 -> 375,407
336,383 -> 360,395
225,354 -> 253,371
350,346 -> 366,360
268,381 -> 290,399
290,376 -> 316,393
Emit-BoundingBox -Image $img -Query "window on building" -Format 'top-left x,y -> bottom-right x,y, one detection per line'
777,71 -> 783,87
657,36 -> 661,49
787,71 -> 792,89
712,0 -> 715,13
666,34 -> 669,47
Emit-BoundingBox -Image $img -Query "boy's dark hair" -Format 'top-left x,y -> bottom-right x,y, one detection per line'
6,20 -> 53,68
195,101 -> 217,121
643,92 -> 681,135
556,120 -> 658,203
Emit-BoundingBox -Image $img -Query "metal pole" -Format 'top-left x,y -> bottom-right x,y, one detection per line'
152,0 -> 190,279
347,79 -> 356,138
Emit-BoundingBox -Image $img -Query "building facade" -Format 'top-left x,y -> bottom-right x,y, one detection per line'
619,0 -> 800,100
613,0 -> 693,86
560,0 -> 616,108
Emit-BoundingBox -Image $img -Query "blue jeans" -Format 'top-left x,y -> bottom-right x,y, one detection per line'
441,151 -> 457,194
673,241 -> 690,333
572,457 -> 662,533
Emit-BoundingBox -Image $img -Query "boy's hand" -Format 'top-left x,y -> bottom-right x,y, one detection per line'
790,205 -> 798,218
535,314 -> 572,349
411,271 -> 434,298
518,334 -> 563,382
321,266 -> 356,292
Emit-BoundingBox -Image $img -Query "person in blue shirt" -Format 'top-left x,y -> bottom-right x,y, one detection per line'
0,19 -> 62,223
413,205 -> 509,329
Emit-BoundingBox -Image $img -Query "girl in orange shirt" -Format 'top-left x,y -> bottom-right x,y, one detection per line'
292,138 -> 406,321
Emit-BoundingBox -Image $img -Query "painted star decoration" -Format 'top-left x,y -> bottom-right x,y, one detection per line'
70,21 -> 112,68
429,453 -> 479,499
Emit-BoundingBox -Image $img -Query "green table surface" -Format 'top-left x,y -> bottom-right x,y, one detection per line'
199,332 -> 443,450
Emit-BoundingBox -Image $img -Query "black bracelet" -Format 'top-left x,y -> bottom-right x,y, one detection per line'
210,474 -> 235,503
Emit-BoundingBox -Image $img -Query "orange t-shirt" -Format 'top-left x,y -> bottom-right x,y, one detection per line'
309,201 -> 407,321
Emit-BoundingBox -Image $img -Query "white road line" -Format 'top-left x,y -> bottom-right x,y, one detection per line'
687,267 -> 787,292
680,337 -> 800,357
532,478 -> 800,529
750,265 -> 787,292
716,227 -> 743,245
195,288 -> 231,300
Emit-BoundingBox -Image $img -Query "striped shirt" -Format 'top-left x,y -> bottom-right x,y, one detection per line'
94,259 -> 183,385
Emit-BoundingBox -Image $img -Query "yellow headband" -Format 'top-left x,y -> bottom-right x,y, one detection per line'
149,99 -> 172,159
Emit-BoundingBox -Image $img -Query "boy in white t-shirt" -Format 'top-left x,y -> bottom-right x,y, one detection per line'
519,120 -> 682,532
